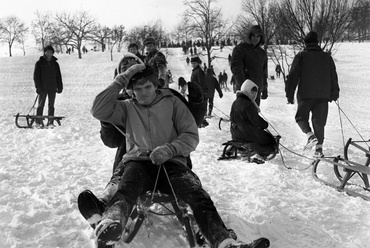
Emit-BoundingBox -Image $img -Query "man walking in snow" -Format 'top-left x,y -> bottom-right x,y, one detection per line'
90,62 -> 269,248
205,68 -> 223,117
143,37 -> 168,87
230,25 -> 268,105
33,45 -> 63,127
285,31 -> 339,156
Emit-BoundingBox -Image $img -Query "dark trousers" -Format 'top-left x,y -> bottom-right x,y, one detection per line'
110,160 -> 230,248
206,97 -> 214,115
295,98 -> 328,145
37,91 -> 56,117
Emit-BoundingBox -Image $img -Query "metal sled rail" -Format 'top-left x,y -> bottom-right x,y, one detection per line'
312,138 -> 370,201
14,113 -> 65,128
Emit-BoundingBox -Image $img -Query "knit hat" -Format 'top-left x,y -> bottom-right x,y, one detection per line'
44,45 -> 55,53
304,31 -> 318,44
117,52 -> 143,74
143,37 -> 156,46
190,56 -> 202,64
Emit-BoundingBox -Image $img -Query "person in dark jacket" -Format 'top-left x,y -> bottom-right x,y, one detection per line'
285,31 -> 339,156
230,79 -> 277,160
190,56 -> 208,127
205,69 -> 223,116
230,25 -> 268,105
143,37 -> 168,87
33,45 -> 63,127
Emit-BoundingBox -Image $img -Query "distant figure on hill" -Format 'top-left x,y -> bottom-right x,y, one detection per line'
205,69 -> 223,117
33,45 -> 63,128
275,64 -> 282,78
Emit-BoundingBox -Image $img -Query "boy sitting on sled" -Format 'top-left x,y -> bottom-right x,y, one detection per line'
229,79 -> 278,163
89,60 -> 270,248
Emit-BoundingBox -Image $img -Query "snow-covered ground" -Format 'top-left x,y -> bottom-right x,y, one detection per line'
0,43 -> 369,248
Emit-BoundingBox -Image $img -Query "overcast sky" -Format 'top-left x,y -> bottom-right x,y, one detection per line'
0,0 -> 243,31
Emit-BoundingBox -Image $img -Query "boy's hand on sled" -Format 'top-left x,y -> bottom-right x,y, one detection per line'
150,143 -> 176,165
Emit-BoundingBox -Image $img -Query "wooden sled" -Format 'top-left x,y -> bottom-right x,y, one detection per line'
312,138 -> 370,201
14,113 -> 65,128
218,135 -> 280,162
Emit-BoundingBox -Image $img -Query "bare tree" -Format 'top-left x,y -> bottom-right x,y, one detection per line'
31,11 -> 54,50
278,0 -> 357,52
109,25 -> 126,61
0,15 -> 28,57
55,11 -> 97,59
173,15 -> 194,45
88,24 -> 110,52
183,0 -> 229,67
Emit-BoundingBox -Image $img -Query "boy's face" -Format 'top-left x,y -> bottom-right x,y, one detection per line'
191,62 -> 198,69
128,46 -> 138,54
133,80 -> 157,105
251,33 -> 261,46
44,50 -> 54,60
145,43 -> 156,53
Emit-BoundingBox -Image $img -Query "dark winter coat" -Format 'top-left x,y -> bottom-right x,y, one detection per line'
285,43 -> 339,101
230,43 -> 267,92
230,93 -> 273,146
33,56 -> 63,93
191,65 -> 207,94
205,74 -> 222,98
144,49 -> 167,82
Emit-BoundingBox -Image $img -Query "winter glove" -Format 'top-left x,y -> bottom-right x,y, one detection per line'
287,97 -> 294,104
57,88 -> 63,94
219,92 -> 223,98
36,88 -> 43,94
115,63 -> 146,88
149,143 -> 176,165
261,88 -> 268,100
330,95 -> 339,102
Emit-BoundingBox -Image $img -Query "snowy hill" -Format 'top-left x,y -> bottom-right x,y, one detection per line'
0,44 -> 369,248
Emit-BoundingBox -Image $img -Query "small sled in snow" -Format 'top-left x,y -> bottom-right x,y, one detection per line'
218,135 -> 281,163
312,138 -> 370,201
13,113 -> 65,128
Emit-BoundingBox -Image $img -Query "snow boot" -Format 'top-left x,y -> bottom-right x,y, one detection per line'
303,132 -> 318,151
314,144 -> 324,158
78,190 -> 106,229
95,200 -> 129,247
221,237 -> 270,248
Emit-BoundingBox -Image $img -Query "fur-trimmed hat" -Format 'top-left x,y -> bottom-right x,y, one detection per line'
304,31 -> 318,44
44,45 -> 55,53
190,56 -> 202,64
143,37 -> 156,46
247,25 -> 265,46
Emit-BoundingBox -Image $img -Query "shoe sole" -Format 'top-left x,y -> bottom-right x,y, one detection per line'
78,190 -> 104,220
96,220 -> 123,246
303,138 -> 318,151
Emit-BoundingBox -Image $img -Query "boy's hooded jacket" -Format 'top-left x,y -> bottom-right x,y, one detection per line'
91,77 -> 199,168
33,55 -> 63,93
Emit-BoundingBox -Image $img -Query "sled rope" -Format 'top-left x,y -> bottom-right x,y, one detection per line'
335,100 -> 369,148
112,124 -> 181,205
28,95 -> 38,115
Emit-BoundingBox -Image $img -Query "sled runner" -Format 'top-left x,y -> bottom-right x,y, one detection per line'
13,113 -> 65,128
122,191 -> 199,247
218,136 -> 281,163
312,138 -> 370,201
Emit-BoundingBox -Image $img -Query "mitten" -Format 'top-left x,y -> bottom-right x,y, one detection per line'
115,63 -> 146,88
149,143 -> 176,165
261,89 -> 268,100
287,97 -> 294,104
219,92 -> 223,98
57,88 -> 63,94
